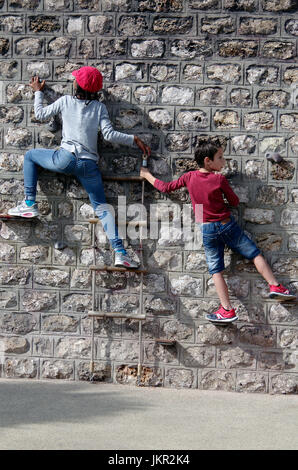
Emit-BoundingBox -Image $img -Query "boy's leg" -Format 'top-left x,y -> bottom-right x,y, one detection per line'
76,160 -> 139,268
253,254 -> 278,285
200,223 -> 238,323
222,221 -> 295,300
212,272 -> 232,310
253,254 -> 296,300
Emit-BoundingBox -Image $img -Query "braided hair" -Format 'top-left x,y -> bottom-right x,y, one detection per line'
74,83 -> 99,105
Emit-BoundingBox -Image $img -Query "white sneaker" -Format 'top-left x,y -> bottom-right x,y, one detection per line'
8,200 -> 40,218
114,250 -> 140,269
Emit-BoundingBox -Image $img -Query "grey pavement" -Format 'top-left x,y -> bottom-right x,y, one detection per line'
0,378 -> 297,450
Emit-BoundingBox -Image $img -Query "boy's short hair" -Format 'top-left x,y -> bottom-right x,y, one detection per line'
194,139 -> 221,168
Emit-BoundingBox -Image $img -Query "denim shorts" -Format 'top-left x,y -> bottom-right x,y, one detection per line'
199,216 -> 261,275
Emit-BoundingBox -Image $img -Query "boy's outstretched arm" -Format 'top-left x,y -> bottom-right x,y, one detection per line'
140,167 -> 156,186
140,167 -> 189,192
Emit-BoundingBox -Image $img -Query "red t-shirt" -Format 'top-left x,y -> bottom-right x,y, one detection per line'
154,170 -> 239,223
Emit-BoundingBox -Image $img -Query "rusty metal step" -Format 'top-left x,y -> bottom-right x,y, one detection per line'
155,338 -> 176,346
0,214 -> 36,221
88,311 -> 146,320
89,265 -> 148,274
88,218 -> 147,227
103,175 -> 144,182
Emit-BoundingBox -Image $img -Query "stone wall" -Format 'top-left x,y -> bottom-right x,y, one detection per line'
0,0 -> 297,394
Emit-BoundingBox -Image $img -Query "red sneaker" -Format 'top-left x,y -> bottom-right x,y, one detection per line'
205,306 -> 238,324
269,284 -> 296,301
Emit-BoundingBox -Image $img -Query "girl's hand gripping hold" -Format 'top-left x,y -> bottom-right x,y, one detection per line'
29,76 -> 45,93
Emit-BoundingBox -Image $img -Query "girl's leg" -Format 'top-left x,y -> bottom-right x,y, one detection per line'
76,160 -> 124,251
23,148 -> 75,200
212,271 -> 233,310
253,254 -> 278,285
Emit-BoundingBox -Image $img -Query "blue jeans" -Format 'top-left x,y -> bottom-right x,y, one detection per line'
199,216 -> 261,275
24,147 -> 124,250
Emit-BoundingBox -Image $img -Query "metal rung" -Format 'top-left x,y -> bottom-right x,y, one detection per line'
118,220 -> 147,227
88,311 -> 146,320
0,214 -> 36,221
89,219 -> 147,227
103,175 -> 144,182
89,265 -> 148,274
155,338 -> 176,346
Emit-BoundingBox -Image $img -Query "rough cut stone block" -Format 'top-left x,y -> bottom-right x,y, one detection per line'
239,17 -> 277,35
0,60 -> 19,79
22,290 -> 58,312
201,16 -> 235,34
231,135 -> 256,154
152,16 -> 194,35
207,64 -> 241,83
230,88 -> 251,106
243,208 -> 274,224
278,329 -> 298,349
165,368 -> 195,388
281,209 -> 298,226
4,358 -> 38,378
262,0 -> 297,12
236,373 -> 267,393
0,15 -> 24,33
55,337 -> 91,359
48,37 -> 72,56
116,365 -> 163,387
20,245 -> 49,264
218,40 -> 258,58
213,110 -> 239,129
78,361 -> 112,382
88,15 -> 113,34
0,336 -> 30,354
200,370 -> 235,392
29,15 -> 60,33
244,112 -> 274,130
15,38 -> 43,56
257,90 -> 290,109
148,108 -> 173,129
181,346 -> 215,367
261,41 -> 295,60
62,293 -> 92,312
42,315 -> 79,335
41,360 -> 74,380
161,86 -> 194,105
189,0 -> 220,9
160,319 -> 194,342
177,110 -> 208,129
115,62 -> 144,81
271,161 -> 295,181
4,128 -> 32,148
0,312 -> 37,335
283,67 -> 298,84
239,325 -> 276,347
169,274 -> 203,296
131,40 -> 164,58
170,39 -> 212,59
144,342 -> 178,365
217,346 -> 256,369
246,65 -> 279,85
197,324 -> 236,345
182,64 -> 202,82
270,374 -> 297,395
118,15 -> 148,36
